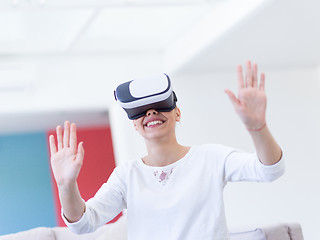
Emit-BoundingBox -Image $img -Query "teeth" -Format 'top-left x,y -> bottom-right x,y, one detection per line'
146,120 -> 163,127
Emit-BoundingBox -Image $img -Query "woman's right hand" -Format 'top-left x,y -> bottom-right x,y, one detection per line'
49,121 -> 84,189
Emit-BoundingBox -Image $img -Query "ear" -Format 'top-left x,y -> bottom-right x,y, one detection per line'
175,107 -> 181,122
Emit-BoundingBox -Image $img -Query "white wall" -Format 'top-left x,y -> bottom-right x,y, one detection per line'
110,66 -> 320,240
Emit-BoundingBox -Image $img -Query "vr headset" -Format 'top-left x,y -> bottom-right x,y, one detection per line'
114,73 -> 177,120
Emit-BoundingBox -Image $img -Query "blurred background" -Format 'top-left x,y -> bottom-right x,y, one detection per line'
0,0 -> 319,239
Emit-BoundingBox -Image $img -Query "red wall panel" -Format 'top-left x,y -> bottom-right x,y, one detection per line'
48,125 -> 121,226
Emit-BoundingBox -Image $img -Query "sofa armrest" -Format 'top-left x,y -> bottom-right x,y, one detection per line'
229,222 -> 304,240
288,223 -> 304,240
0,227 -> 54,240
262,223 -> 304,240
262,224 -> 291,240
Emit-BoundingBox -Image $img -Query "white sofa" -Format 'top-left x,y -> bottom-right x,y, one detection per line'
0,215 -> 304,240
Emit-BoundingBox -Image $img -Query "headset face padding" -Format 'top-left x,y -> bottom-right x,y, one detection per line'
114,73 -> 177,120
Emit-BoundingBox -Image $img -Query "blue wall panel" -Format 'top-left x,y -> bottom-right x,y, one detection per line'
0,132 -> 56,235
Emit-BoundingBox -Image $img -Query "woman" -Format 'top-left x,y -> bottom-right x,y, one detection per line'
49,61 -> 284,240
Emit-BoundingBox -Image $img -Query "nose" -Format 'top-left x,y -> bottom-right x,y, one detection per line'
146,109 -> 158,116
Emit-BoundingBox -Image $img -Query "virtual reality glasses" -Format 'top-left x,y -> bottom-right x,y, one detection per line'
114,73 -> 177,120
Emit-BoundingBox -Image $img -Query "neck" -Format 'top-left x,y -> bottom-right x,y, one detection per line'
143,137 -> 189,167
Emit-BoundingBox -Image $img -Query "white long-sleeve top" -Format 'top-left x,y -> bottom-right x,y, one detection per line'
63,144 -> 285,240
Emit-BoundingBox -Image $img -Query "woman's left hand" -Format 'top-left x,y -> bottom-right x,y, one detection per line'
225,60 -> 267,131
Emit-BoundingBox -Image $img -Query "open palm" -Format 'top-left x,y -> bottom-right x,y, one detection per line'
225,61 -> 267,130
49,121 -> 84,187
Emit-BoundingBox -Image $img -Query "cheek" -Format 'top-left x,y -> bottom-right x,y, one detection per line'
133,120 -> 143,130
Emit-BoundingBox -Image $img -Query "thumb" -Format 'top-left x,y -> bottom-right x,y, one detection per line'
75,142 -> 85,165
224,89 -> 240,108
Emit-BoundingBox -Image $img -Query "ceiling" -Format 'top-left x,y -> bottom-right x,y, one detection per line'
0,0 -> 319,134
0,0 -> 318,69
0,0 -> 212,55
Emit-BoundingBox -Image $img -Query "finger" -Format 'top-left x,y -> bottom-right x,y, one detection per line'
259,73 -> 266,91
252,62 -> 258,88
75,142 -> 85,166
70,123 -> 77,152
56,125 -> 63,150
237,65 -> 244,89
225,89 -> 240,108
245,60 -> 253,87
49,135 -> 57,156
63,121 -> 70,148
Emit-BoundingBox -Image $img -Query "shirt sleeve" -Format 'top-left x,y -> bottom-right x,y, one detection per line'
62,166 -> 127,234
223,149 -> 285,183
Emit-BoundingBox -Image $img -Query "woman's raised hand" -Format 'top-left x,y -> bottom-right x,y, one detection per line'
225,60 -> 267,131
49,121 -> 84,188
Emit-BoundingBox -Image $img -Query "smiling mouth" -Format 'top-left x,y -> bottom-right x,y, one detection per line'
145,120 -> 164,127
